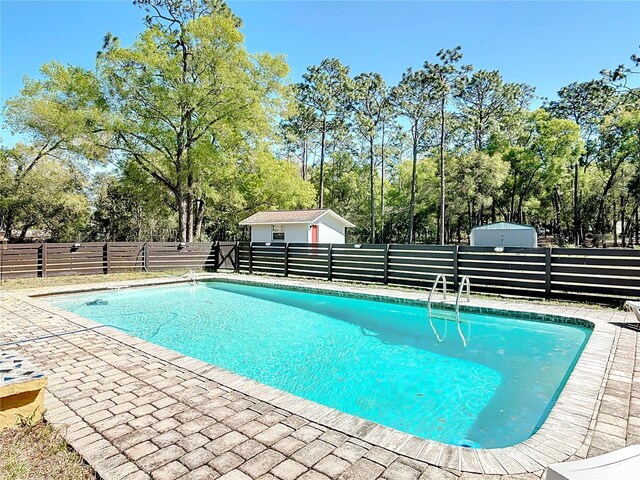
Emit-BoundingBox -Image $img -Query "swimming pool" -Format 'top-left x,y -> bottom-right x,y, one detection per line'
49,281 -> 591,448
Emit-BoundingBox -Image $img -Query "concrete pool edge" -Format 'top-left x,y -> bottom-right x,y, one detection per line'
17,273 -> 617,475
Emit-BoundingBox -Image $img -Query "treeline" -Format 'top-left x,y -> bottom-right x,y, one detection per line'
1,0 -> 639,246
286,53 -> 640,246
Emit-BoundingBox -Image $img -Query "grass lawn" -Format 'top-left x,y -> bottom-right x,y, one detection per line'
0,420 -> 94,480
0,270 -> 198,290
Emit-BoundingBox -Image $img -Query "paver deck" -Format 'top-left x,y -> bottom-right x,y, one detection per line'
0,273 -> 639,480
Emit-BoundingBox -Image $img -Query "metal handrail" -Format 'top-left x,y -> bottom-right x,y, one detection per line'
182,269 -> 198,285
455,276 -> 471,315
427,274 -> 448,342
428,311 -> 448,342
427,274 -> 447,316
455,276 -> 471,347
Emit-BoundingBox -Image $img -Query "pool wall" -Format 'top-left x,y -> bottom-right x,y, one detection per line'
22,272 -> 616,474
203,277 -> 596,330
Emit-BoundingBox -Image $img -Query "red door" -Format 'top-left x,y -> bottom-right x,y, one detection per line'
311,224 -> 318,243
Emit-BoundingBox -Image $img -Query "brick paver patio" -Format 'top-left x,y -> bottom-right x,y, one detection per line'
1,273 -> 639,480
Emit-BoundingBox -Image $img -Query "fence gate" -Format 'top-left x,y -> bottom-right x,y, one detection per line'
217,241 -> 238,271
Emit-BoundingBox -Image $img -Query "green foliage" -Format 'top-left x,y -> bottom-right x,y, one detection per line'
296,58 -> 351,207
2,2 -> 639,246
386,157 -> 439,243
497,110 -> 583,226
451,151 -> 509,214
0,146 -> 89,241
456,70 -> 534,150
312,151 -> 371,241
89,170 -> 177,241
349,72 -> 390,242
94,2 -> 292,241
389,67 -> 441,242
3,62 -> 109,162
2,0 -> 312,243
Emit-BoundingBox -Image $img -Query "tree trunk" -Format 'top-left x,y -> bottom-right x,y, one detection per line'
516,188 -> 526,224
18,224 -> 31,241
509,181 -> 517,223
369,138 -> 376,243
136,206 -> 143,242
380,122 -> 386,243
408,135 -> 418,244
596,166 -> 622,232
636,206 -> 639,245
194,199 -> 206,240
573,162 -> 579,245
613,200 -> 618,247
177,193 -> 187,242
319,120 -> 326,208
518,200 -> 524,224
439,98 -> 446,245
186,191 -> 194,242
552,190 -> 558,233
621,195 -> 626,248
302,141 -> 308,180
4,214 -> 14,241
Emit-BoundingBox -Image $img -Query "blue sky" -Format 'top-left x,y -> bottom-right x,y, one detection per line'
1,0 -> 639,143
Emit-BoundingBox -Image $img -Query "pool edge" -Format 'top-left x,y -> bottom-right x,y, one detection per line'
18,272 -> 617,475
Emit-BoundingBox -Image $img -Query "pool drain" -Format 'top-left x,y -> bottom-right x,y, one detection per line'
86,298 -> 108,305
456,439 -> 480,448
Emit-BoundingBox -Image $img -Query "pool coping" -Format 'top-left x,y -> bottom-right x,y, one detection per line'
14,272 -> 618,475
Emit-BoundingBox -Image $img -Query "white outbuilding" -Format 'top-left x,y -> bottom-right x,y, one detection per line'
239,209 -> 355,244
470,222 -> 538,247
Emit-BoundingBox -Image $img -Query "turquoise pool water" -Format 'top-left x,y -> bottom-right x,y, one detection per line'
49,281 -> 591,448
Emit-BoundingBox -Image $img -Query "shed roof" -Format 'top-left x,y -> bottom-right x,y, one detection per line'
471,222 -> 535,231
239,209 -> 355,227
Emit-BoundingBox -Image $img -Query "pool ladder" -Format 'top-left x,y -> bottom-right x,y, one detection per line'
455,276 -> 471,347
182,270 -> 198,286
427,274 -> 447,316
427,275 -> 471,346
427,274 -> 448,342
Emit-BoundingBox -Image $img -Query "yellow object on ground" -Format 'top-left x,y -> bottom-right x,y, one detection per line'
0,352 -> 47,430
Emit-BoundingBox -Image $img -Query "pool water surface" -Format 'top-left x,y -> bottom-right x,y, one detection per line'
49,281 -> 591,448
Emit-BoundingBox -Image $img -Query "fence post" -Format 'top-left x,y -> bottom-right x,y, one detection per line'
327,244 -> 333,281
284,243 -> 289,277
41,243 -> 47,278
105,242 -> 111,274
545,246 -> 552,298
234,241 -> 240,272
383,244 -> 390,285
214,241 -> 220,272
249,242 -> 253,274
453,245 -> 459,292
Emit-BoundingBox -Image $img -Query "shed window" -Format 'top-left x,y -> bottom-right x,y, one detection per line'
272,225 -> 285,241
